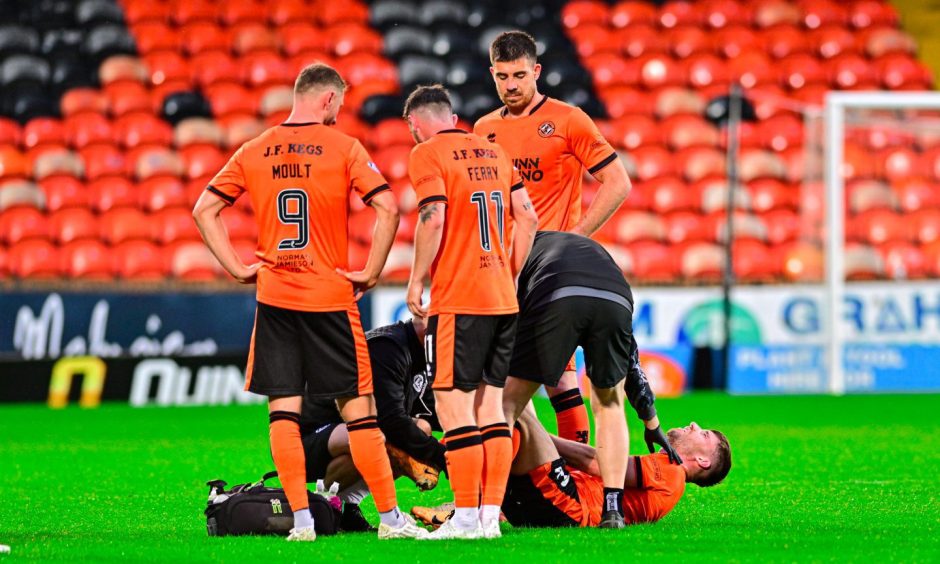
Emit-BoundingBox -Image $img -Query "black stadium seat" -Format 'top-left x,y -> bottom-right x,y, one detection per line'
2,83 -> 56,122
50,55 -> 96,95
1,54 -> 50,88
22,0 -> 75,31
0,25 -> 40,58
162,91 -> 213,126
431,25 -> 476,59
398,55 -> 448,87
420,0 -> 470,27
445,56 -> 490,87
359,94 -> 407,124
83,24 -> 136,63
75,0 -> 126,27
371,0 -> 419,31
41,29 -> 85,59
384,26 -> 433,59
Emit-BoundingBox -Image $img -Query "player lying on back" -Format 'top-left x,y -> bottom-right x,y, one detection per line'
413,407 -> 731,529
500,406 -> 732,527
298,316 -> 445,531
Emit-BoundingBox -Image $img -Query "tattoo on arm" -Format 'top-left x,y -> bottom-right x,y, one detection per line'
419,203 -> 440,223
523,201 -> 533,211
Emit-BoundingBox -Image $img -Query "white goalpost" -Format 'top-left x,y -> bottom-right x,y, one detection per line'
823,91 -> 940,394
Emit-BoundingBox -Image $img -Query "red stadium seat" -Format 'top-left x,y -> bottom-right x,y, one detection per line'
64,113 -> 113,150
279,23 -> 332,57
23,118 -> 66,149
680,242 -> 724,281
727,51 -> 775,89
612,211 -> 666,244
561,0 -> 609,29
315,0 -> 370,27
269,0 -> 310,26
569,25 -> 618,58
89,177 -> 136,213
334,53 -> 399,88
135,148 -> 184,181
584,54 -> 636,89
171,0 -> 216,25
99,55 -> 149,86
800,0 -> 848,29
180,22 -> 230,56
395,212 -> 417,243
608,115 -> 661,150
876,147 -> 920,182
627,241 -> 679,282
231,238 -> 258,268
231,23 -> 281,57
39,177 -> 87,211
755,114 -> 803,152
60,88 -> 109,118
174,118 -> 224,149
348,208 -> 375,245
288,51 -> 337,76
616,25 -> 667,58
652,87 -> 706,117
740,149 -> 787,181
114,240 -> 168,279
191,52 -> 241,89
628,146 -> 675,181
878,241 -> 928,279
664,210 -> 708,243
170,241 -> 222,280
648,177 -> 697,215
861,27 -> 916,58
752,0 -> 801,28
778,53 -> 827,89
712,25 -> 759,59
8,239 -> 59,278
0,118 -> 21,146
810,25 -> 857,59
892,177 -> 940,213
747,178 -> 796,212
132,22 -> 181,55
50,208 -> 98,244
827,54 -> 877,90
143,52 -> 191,87
875,54 -> 933,90
328,23 -> 384,57
677,147 -> 726,182
223,118 -> 266,150
124,0 -> 172,25
610,1 -> 657,27
779,241 -> 824,281
701,0 -> 751,28
665,26 -> 710,59
734,239 -> 780,281
850,1 -> 900,29
597,87 -> 652,119
371,120 -> 414,150
662,115 -> 719,149
379,242 -> 414,283
100,208 -> 151,244
372,145 -> 411,182
222,209 -> 258,240
658,1 -> 701,28
180,145 -> 226,180
114,113 -> 174,150
138,177 -> 187,212
849,209 -> 907,245
919,147 -> 940,181
206,83 -> 259,118
218,1 -> 267,26
696,178 -> 751,213
909,209 -> 940,245
684,53 -> 729,89
639,54 -> 685,89
80,145 -> 126,181
152,207 -> 202,244
0,206 -> 48,244
244,54 -> 293,90
104,82 -> 154,117
761,23 -> 811,59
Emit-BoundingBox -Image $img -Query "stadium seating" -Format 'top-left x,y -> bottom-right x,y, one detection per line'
0,0 -> 936,284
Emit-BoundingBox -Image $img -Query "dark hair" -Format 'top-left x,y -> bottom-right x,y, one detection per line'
692,430 -> 731,488
294,63 -> 346,95
402,84 -> 452,118
489,30 -> 538,64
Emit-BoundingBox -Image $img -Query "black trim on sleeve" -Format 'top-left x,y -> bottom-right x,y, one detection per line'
207,185 -> 236,206
510,181 -> 525,192
587,152 -> 618,175
362,183 -> 390,204
635,456 -> 644,488
418,195 -> 448,208
280,122 -> 321,127
439,129 -> 469,134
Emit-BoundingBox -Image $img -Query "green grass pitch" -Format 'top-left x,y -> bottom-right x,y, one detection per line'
1,393 -> 937,562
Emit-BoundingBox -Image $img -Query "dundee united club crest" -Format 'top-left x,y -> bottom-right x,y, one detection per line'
538,121 -> 555,137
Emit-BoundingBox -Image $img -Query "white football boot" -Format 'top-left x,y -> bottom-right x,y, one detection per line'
420,516 -> 484,540
378,513 -> 430,540
286,526 -> 317,542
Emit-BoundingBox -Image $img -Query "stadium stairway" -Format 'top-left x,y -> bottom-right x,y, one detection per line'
1,0 -> 939,284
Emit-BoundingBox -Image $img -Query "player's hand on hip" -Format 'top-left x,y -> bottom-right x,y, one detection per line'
644,425 -> 683,465
233,262 -> 261,284
406,280 -> 428,318
336,268 -> 379,301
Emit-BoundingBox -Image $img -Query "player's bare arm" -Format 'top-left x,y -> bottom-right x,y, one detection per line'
509,188 -> 538,276
407,201 -> 445,318
570,157 -> 631,238
192,190 -> 260,284
337,190 -> 399,299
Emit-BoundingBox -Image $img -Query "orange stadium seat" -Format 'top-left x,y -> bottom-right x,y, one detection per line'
380,243 -> 415,283
171,0 -> 217,26
143,52 -> 191,88
753,0 -> 801,28
179,145 -> 226,180
132,22 -> 181,55
629,241 -> 679,282
395,212 -> 417,243
647,177 -> 695,215
876,53 -> 932,90
49,208 -> 98,244
39,177 -> 88,211
100,208 -> 151,244
850,209 -> 907,245
170,241 -> 221,280
316,0 -> 370,27
223,118 -> 266,150
801,0 -> 848,29
652,87 -> 706,117
610,1 -> 657,28
269,0 -> 310,26
8,239 -> 59,278
608,114 -> 661,149
123,0 -> 172,25
22,118 -> 66,149
135,148 -> 184,180
180,22 -> 230,56
685,53 -> 730,89
60,88 -> 109,118
778,53 -> 827,89
114,240 -> 168,279
747,178 -> 796,212
152,207 -> 202,244
279,23 -> 332,57
371,119 -> 414,149
218,1 -> 268,27
827,53 -> 878,89
88,177 -> 136,213
0,147 -> 29,179
597,87 -> 653,119
206,83 -> 259,118
231,238 -> 258,268
734,239 -> 780,281
779,241 -> 824,281
328,23 -> 385,57
677,147 -> 726,182
612,211 -> 666,244
222,209 -> 259,241
334,53 -> 398,88
712,25 -> 760,59
909,209 -> 940,245
114,113 -> 174,149
64,113 -> 113,149
80,144 -> 127,181
810,25 -> 857,59
568,25 -> 619,58
0,206 -> 48,244
232,23 -> 281,57
761,23 -> 811,59
664,210 -> 708,244
619,25 -> 669,58
893,177 -> 940,213
662,115 -> 719,149
878,241 -> 928,279
658,1 -> 701,28
561,0 -> 609,29
639,54 -> 684,89
665,26 -> 710,59
0,118 -> 22,146
629,146 -> 675,181
243,53 -> 293,90
680,242 -> 724,281
174,118 -> 224,149
851,0 -> 900,29
727,51 -> 775,89
138,177 -> 188,212
104,82 -> 154,117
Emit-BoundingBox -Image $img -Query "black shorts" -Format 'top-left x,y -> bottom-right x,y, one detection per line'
426,313 -> 518,391
501,459 -> 580,528
245,302 -> 372,399
301,421 -> 342,482
510,294 -> 633,389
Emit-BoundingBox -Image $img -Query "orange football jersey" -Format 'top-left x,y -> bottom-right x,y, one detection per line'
208,123 -> 389,312
619,453 -> 687,523
473,96 -> 617,231
408,129 -> 522,315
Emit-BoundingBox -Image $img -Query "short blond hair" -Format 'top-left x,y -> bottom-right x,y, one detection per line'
294,63 -> 347,95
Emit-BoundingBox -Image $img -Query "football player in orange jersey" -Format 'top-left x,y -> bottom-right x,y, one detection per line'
475,31 -> 633,452
404,85 -> 539,539
193,64 -> 427,541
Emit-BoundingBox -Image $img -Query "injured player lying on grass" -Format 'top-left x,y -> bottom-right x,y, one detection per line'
413,406 -> 732,529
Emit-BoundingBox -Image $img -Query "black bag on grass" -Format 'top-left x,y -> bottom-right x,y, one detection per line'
205,471 -> 341,537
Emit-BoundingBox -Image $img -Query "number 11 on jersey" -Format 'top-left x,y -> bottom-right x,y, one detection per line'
470,190 -> 505,252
